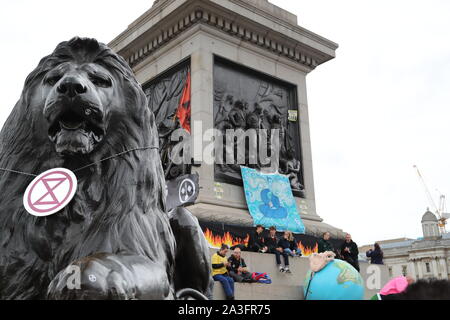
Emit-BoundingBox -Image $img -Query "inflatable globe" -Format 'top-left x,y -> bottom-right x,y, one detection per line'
303,259 -> 364,300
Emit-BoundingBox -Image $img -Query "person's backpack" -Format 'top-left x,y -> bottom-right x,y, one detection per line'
251,272 -> 272,284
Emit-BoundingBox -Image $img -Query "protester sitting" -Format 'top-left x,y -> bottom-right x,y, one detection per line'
211,244 -> 235,300
340,233 -> 360,272
265,226 -> 279,254
275,231 -> 297,273
366,242 -> 384,265
284,231 -> 302,257
318,232 -> 335,254
248,225 -> 268,253
227,247 -> 254,283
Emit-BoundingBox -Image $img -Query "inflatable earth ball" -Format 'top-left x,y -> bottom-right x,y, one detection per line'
303,259 -> 364,300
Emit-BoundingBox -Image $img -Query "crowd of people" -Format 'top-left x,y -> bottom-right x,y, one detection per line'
211,225 -> 303,299
242,225 -> 302,273
317,231 -> 384,272
210,227 -> 450,300
212,225 -> 450,300
211,226 -> 375,299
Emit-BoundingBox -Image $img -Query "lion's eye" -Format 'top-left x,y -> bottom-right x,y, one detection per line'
90,75 -> 112,88
45,75 -> 62,86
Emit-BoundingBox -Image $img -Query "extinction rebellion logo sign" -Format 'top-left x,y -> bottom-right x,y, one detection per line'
178,178 -> 196,203
23,168 -> 77,217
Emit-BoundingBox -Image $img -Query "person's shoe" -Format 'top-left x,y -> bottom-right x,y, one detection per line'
284,267 -> 291,273
278,265 -> 285,272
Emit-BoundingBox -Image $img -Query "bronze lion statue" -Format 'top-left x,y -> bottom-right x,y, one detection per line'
0,37 -> 211,299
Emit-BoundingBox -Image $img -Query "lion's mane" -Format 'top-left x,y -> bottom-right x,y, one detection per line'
0,37 -> 176,299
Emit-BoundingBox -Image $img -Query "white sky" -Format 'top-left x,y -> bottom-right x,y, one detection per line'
1,0 -> 449,246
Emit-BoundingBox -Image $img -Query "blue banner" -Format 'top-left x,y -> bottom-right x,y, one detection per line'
241,166 -> 305,234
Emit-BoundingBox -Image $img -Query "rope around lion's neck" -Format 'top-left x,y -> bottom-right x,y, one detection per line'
0,146 -> 159,177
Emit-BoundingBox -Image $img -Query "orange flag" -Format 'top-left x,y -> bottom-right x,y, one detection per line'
175,71 -> 191,133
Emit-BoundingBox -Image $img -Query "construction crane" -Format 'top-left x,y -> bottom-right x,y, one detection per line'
413,165 -> 449,234
438,195 -> 450,231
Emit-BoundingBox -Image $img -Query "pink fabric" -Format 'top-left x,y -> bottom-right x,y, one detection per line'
380,276 -> 409,295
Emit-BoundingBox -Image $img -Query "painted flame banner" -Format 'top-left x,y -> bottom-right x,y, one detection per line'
204,228 -> 249,249
203,228 -> 318,257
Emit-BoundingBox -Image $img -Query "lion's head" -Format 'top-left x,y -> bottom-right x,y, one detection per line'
6,37 -> 152,158
43,47 -> 111,155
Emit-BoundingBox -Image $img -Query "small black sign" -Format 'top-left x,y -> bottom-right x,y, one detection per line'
166,173 -> 199,211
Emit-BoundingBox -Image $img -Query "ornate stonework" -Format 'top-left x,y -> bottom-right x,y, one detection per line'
111,0 -> 337,72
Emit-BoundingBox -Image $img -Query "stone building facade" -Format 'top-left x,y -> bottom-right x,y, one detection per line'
378,210 -> 450,280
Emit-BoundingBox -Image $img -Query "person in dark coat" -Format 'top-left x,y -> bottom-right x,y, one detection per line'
284,231 -> 302,257
265,226 -> 279,253
227,247 -> 253,283
340,233 -> 360,272
247,225 -> 267,253
366,242 -> 384,265
318,232 -> 335,253
274,231 -> 296,273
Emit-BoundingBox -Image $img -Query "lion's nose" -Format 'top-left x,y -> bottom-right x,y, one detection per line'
57,76 -> 87,98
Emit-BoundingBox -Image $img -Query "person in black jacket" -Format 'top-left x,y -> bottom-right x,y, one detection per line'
275,231 -> 296,273
265,226 -> 279,253
227,247 -> 253,282
283,231 -> 302,257
340,233 -> 360,272
247,225 -> 268,253
366,242 -> 384,265
318,232 -> 335,254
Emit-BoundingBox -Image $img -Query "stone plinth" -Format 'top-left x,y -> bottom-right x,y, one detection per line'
109,0 -> 344,238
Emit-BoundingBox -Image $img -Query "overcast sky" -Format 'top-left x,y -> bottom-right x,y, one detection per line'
1,0 -> 449,246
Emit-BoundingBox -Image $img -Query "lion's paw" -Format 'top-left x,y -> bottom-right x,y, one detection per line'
48,257 -> 136,300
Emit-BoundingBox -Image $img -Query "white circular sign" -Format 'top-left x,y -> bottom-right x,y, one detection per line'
23,168 -> 77,217
178,178 -> 196,204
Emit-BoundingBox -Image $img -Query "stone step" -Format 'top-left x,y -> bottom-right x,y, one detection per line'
214,283 -> 304,300
210,249 -> 389,300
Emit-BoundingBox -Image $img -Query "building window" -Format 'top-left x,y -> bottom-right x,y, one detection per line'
402,266 -> 407,276
425,263 -> 431,273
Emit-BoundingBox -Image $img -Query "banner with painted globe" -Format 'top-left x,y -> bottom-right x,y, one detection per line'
240,166 -> 305,234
